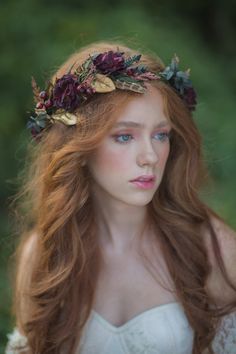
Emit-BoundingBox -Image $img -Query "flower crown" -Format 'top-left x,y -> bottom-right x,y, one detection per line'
27,50 -> 197,140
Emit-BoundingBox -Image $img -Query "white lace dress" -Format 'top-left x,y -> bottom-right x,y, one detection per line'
5,302 -> 236,354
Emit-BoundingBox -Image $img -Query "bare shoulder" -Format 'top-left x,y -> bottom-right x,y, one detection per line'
203,214 -> 236,305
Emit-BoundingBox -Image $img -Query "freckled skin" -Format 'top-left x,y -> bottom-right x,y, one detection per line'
87,85 -> 171,207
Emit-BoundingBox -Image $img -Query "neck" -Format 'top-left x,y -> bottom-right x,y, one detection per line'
93,198 -> 150,254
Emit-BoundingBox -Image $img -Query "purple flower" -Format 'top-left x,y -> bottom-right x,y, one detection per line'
53,74 -> 80,112
183,87 -> 197,111
92,51 -> 125,74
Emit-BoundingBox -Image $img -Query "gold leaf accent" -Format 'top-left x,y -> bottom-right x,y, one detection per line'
115,80 -> 146,93
52,112 -> 78,125
91,74 -> 116,93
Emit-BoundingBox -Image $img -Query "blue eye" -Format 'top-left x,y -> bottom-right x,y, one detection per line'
113,132 -> 171,144
114,134 -> 133,143
153,132 -> 170,141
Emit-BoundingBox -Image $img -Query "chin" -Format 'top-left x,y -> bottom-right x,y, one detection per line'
119,195 -> 154,207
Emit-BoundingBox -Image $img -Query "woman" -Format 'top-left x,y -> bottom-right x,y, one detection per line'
6,40 -> 236,353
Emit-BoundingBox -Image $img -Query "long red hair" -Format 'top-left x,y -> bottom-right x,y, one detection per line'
9,40 -> 236,354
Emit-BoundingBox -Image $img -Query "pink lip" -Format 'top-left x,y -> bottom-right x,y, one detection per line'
130,175 -> 155,182
130,180 -> 155,190
130,175 -> 156,189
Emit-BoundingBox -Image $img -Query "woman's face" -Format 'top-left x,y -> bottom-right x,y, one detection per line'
87,85 -> 172,207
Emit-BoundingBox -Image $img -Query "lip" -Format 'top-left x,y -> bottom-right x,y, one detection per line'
130,180 -> 155,190
129,175 -> 156,190
130,175 -> 156,182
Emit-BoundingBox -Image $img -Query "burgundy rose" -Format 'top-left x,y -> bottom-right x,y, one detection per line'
53,74 -> 80,112
183,87 -> 197,111
92,51 -> 125,74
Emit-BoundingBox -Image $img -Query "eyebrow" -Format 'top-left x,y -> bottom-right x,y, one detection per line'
113,120 -> 171,129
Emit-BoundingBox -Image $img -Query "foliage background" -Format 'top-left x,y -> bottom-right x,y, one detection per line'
1,0 -> 236,351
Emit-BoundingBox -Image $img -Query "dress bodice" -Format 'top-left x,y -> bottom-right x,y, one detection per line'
5,303 -> 236,354
78,302 -> 194,354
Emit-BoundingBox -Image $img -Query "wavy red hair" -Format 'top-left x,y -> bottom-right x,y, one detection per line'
9,40 -> 236,354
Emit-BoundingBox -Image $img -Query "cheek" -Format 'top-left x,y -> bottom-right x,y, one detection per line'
90,146 -> 130,173
158,144 -> 170,167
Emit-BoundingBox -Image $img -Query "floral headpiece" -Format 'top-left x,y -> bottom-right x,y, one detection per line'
27,50 -> 197,140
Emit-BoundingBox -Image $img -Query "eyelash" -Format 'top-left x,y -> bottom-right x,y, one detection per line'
112,132 -> 171,144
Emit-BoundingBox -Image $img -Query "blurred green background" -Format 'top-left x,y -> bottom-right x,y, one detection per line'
1,0 -> 236,351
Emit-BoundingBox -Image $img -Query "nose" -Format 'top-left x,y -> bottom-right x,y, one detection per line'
136,139 -> 159,167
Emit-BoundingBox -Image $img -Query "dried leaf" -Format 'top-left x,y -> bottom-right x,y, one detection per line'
31,76 -> 41,103
52,112 -> 78,125
185,68 -> 191,76
124,54 -> 142,67
91,74 -> 115,93
115,79 -> 146,93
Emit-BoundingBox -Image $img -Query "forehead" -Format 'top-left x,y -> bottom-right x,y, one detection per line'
113,85 -> 170,128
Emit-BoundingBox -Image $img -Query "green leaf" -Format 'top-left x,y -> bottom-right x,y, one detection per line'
114,74 -> 140,83
124,54 -> 142,67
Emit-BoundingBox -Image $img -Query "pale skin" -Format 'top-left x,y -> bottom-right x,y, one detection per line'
18,85 -> 236,331
87,84 -> 171,253
86,84 -> 236,327
86,85 -> 176,325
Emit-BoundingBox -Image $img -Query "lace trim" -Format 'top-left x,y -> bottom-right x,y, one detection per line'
212,311 -> 236,354
5,328 -> 29,354
5,313 -> 236,354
